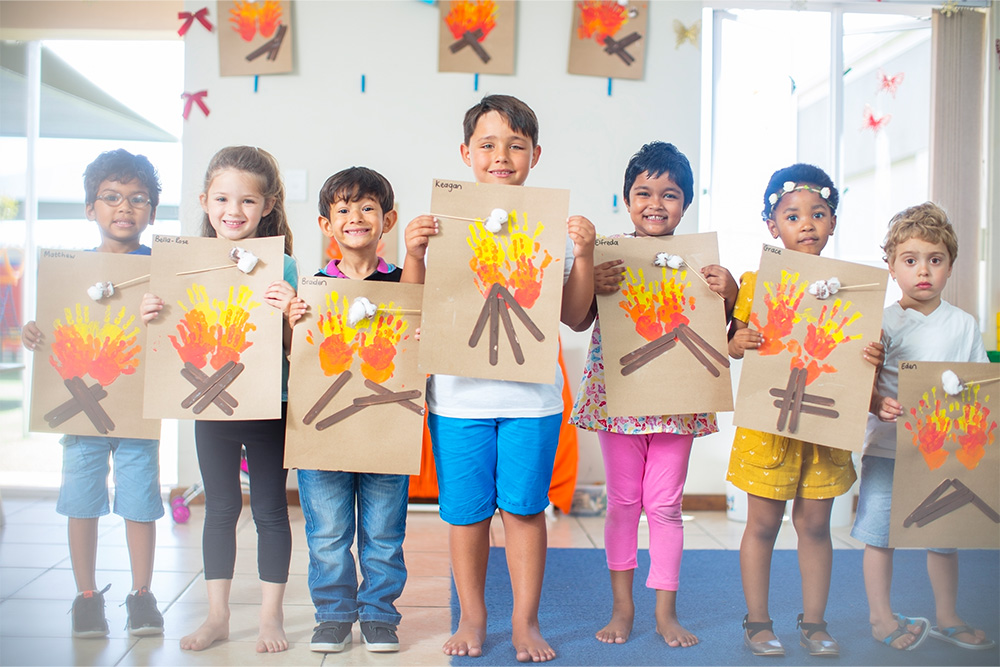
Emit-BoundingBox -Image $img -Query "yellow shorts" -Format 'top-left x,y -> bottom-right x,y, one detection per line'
726,427 -> 856,501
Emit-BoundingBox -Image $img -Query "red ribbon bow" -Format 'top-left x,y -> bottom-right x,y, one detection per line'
181,91 -> 210,120
178,7 -> 213,36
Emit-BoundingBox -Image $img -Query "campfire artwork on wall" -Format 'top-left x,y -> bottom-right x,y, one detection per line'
438,0 -> 515,75
568,0 -> 649,80
218,0 -> 293,76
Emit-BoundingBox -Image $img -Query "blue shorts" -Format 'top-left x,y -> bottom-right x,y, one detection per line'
56,435 -> 163,522
428,413 -> 562,525
851,455 -> 953,553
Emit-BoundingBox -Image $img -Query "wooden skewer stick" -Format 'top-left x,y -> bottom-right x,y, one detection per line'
963,376 -> 1000,388
114,274 -> 151,289
836,283 -> 880,291
176,264 -> 239,276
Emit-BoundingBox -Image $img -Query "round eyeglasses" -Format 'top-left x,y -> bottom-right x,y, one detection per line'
95,192 -> 152,208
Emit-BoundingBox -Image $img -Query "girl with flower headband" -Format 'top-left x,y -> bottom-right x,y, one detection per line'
726,164 -> 884,658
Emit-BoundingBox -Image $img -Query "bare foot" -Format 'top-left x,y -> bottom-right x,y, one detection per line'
872,616 -> 921,650
595,602 -> 634,644
180,614 -> 230,651
256,612 -> 288,653
443,620 -> 486,657
513,623 -> 555,663
656,614 -> 699,648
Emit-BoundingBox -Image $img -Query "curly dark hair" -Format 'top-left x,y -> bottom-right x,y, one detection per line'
83,149 -> 160,209
762,163 -> 838,221
623,142 -> 694,209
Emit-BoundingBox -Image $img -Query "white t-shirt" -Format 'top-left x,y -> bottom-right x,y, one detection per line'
426,237 -> 575,419
863,300 -> 988,459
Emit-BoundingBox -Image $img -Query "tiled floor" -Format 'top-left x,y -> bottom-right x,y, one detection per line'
0,491 -> 863,665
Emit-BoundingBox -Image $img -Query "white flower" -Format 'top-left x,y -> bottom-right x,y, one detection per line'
820,187 -> 831,199
782,181 -> 796,193
769,193 -> 778,205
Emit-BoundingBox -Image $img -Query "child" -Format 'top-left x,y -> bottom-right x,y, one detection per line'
293,166 -> 428,654
20,148 -> 165,638
727,164 -> 884,657
853,202 -> 993,651
569,141 -> 737,647
141,146 -> 299,653
405,94 -> 596,662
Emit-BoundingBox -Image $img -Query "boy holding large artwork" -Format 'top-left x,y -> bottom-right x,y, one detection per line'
853,202 -> 993,651
20,149 -> 165,638
404,94 -> 596,662
293,166 -> 429,654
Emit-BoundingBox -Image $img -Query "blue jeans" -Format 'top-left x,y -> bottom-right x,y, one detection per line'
298,469 -> 408,625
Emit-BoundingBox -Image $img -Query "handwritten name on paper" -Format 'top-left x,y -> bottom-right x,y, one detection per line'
153,235 -> 189,245
434,180 -> 463,192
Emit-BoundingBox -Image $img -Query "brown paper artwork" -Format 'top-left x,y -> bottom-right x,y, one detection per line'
438,0 -> 516,75
890,361 -> 999,549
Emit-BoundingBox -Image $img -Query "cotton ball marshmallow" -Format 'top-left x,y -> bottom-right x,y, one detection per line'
942,370 -> 964,396
653,253 -> 684,270
347,296 -> 379,326
484,208 -> 508,233
87,281 -> 114,301
808,277 -> 841,300
229,247 -> 259,273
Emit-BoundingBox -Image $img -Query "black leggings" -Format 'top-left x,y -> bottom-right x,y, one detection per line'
195,404 -> 290,583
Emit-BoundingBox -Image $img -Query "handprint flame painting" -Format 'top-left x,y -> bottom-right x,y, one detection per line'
167,283 -> 258,416
142,235 -> 284,421
420,180 -> 568,384
568,0 -> 648,80
734,246 -> 887,453
29,251 -> 159,439
594,234 -> 732,417
438,0 -> 514,75
891,361 -> 999,549
285,280 -> 425,476
218,0 -> 292,77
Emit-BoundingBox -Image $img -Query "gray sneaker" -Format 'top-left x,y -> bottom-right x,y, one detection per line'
360,621 -> 399,652
310,621 -> 353,653
71,584 -> 111,638
124,587 -> 164,636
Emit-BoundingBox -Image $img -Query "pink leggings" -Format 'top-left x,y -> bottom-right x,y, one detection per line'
599,431 -> 694,591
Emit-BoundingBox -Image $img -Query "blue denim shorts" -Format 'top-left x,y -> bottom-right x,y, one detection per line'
56,435 -> 163,522
428,413 -> 562,525
851,454 -> 953,553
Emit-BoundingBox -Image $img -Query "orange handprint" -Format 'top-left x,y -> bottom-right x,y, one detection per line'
257,0 -> 282,37
308,292 -> 360,376
212,306 -> 255,370
229,0 -> 258,41
954,398 -> 996,470
618,267 -> 691,342
170,308 -> 215,368
904,387 -> 952,470
789,299 -> 862,384
356,309 -> 408,384
750,271 -> 805,356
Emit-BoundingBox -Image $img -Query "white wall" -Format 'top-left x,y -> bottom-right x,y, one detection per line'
177,0 -> 727,494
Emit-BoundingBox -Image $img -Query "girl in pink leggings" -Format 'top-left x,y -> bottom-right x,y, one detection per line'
569,142 -> 736,647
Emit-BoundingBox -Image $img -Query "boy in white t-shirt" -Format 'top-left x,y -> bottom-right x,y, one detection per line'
852,202 -> 993,651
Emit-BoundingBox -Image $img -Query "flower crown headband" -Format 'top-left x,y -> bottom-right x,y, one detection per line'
765,181 -> 832,219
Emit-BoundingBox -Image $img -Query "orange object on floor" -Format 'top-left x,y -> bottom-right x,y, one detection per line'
409,341 -> 579,515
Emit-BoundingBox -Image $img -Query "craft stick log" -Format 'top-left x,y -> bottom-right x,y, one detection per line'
768,387 -> 836,407
678,324 -> 730,368
770,400 -> 839,419
676,327 -> 721,378
776,369 -> 799,432
182,362 -> 238,410
65,376 -> 113,434
303,371 -> 353,425
497,291 -> 525,365
621,338 -> 678,376
915,488 -> 973,527
316,404 -> 366,430
71,375 -> 115,433
182,360 -> 237,409
949,479 -> 1000,523
903,479 -> 955,527
469,284 -> 500,347
193,363 -> 244,415
181,367 -> 234,416
363,380 -> 424,415
788,367 -> 807,433
114,274 -> 151,290
497,284 -> 545,342
911,486 -> 972,525
488,294 -> 500,366
619,329 -> 678,366
45,384 -> 108,427
175,264 -> 238,276
449,28 -> 484,54
352,390 -> 423,407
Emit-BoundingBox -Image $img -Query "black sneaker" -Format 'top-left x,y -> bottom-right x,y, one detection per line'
360,621 -> 399,652
310,621 -> 352,653
70,584 -> 111,638
124,587 -> 164,636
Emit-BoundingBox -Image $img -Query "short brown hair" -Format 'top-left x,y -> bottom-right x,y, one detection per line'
318,167 -> 394,219
462,94 -> 538,147
882,201 -> 958,265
